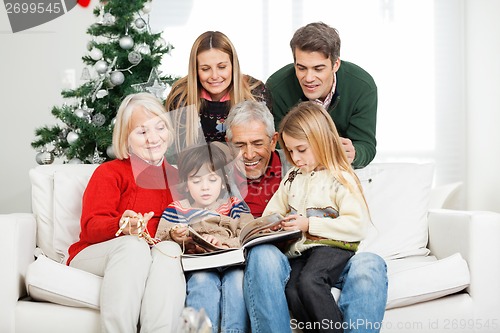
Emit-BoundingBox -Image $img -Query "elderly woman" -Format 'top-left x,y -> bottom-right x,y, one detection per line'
67,92 -> 185,333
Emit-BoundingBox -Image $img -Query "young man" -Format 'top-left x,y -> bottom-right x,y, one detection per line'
266,22 -> 377,168
225,100 -> 387,333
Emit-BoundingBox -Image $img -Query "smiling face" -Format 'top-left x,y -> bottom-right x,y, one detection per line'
294,49 -> 340,102
197,48 -> 232,101
186,163 -> 223,208
282,132 -> 320,173
229,119 -> 278,180
128,107 -> 169,165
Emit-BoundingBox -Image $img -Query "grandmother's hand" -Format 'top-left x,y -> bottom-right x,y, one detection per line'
116,210 -> 154,236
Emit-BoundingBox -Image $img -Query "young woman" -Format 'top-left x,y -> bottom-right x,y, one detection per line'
67,92 -> 185,333
156,142 -> 252,333
263,101 -> 370,333
165,31 -> 270,149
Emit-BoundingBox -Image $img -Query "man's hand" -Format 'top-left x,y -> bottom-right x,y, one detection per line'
340,137 -> 355,163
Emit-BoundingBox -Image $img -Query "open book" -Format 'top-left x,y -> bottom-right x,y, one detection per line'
181,213 -> 302,271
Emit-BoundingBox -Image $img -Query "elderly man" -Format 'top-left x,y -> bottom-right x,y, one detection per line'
225,100 -> 387,333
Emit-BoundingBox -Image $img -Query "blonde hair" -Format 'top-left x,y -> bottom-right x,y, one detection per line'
279,101 -> 367,204
112,92 -> 173,160
165,31 -> 260,147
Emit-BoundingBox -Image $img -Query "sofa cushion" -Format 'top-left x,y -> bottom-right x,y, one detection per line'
26,254 -> 101,309
385,253 -> 470,309
30,164 -> 99,263
356,163 -> 434,259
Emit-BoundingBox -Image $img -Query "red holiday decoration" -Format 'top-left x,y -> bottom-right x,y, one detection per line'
78,0 -> 91,7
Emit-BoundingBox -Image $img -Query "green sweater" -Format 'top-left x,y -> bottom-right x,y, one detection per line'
266,61 -> 377,168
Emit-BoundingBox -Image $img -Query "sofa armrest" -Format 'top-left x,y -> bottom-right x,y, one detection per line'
428,209 -> 500,327
0,213 -> 37,332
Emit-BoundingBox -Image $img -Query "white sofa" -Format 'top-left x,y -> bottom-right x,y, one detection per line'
1,163 -> 500,333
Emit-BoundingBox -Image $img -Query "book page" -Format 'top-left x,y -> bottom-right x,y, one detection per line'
239,213 -> 285,244
188,226 -> 228,252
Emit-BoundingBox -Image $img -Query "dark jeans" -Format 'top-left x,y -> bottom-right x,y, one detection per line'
286,246 -> 355,333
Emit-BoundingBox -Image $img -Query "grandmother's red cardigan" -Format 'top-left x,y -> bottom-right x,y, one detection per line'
67,157 -> 178,264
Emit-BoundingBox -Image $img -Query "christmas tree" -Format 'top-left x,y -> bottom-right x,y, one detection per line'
32,0 -> 176,165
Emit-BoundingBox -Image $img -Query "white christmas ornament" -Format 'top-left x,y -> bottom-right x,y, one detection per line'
142,2 -> 152,14
94,60 -> 108,74
74,108 -> 92,122
110,71 -> 125,86
89,48 -> 103,61
106,145 -> 116,159
66,131 -> 80,145
102,13 -> 116,25
119,35 -> 134,50
96,89 -> 108,99
68,158 -> 83,164
155,38 -> 167,48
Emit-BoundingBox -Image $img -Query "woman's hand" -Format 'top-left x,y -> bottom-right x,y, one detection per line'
281,214 -> 309,233
116,210 -> 154,236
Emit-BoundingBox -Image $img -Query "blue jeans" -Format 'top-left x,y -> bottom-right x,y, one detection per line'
243,245 -> 387,333
186,267 -> 249,333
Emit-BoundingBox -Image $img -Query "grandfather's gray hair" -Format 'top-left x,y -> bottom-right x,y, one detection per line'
225,100 -> 275,140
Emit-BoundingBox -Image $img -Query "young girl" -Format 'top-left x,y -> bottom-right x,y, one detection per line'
262,101 -> 370,333
155,141 -> 252,333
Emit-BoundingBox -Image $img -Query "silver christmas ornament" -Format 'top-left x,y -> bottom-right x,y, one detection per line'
155,38 -> 167,48
119,35 -> 134,50
36,151 -> 54,165
74,108 -> 92,122
96,89 -> 108,99
142,2 -> 152,14
134,18 -> 146,30
137,44 -> 151,55
94,60 -> 108,74
92,113 -> 106,127
110,71 -> 125,86
66,131 -> 79,145
102,13 -> 116,26
68,158 -> 83,164
128,51 -> 142,65
106,145 -> 116,159
111,117 -> 117,126
89,48 -> 103,61
81,67 -> 91,80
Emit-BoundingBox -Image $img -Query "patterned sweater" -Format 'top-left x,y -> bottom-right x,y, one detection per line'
156,197 -> 254,248
262,168 -> 368,257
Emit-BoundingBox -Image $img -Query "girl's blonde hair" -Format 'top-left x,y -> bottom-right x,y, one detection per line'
165,31 -> 260,148
278,101 -> 367,205
112,92 -> 173,160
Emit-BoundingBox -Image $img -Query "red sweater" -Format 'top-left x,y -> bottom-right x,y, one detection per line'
67,157 -> 178,265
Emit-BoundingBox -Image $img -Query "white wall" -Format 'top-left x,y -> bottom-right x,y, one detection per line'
465,0 -> 500,211
0,1 -> 499,213
0,6 -> 95,213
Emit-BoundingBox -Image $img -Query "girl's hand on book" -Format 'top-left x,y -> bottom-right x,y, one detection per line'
282,214 -> 309,233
